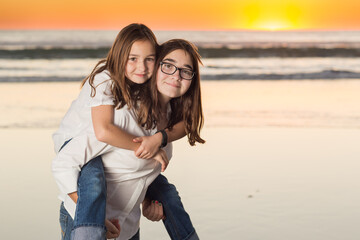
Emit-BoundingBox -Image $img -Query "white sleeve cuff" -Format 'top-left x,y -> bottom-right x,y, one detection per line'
52,166 -> 80,194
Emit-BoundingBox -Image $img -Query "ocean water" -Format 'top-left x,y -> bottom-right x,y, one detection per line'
1,30 -> 360,82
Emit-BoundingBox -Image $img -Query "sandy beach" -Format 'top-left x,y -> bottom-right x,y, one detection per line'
1,80 -> 360,239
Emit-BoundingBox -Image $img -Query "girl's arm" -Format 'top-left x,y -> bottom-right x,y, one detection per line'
134,121 -> 186,159
93,104 -> 187,159
92,105 -> 146,151
92,105 -> 169,169
165,121 -> 186,142
88,76 -> 159,155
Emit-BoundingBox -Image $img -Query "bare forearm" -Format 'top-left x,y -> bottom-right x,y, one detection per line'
98,124 -> 140,151
92,105 -> 141,151
165,121 -> 186,143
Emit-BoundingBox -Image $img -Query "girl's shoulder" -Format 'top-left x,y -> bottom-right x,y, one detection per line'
84,70 -> 115,104
93,70 -> 113,87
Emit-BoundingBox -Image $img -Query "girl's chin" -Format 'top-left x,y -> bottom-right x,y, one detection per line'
165,93 -> 181,99
130,78 -> 148,84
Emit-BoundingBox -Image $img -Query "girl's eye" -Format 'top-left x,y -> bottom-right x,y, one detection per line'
129,57 -> 137,62
146,58 -> 155,62
164,64 -> 172,69
183,70 -> 192,76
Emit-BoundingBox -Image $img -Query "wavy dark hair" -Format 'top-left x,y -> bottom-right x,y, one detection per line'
150,39 -> 205,145
81,23 -> 158,128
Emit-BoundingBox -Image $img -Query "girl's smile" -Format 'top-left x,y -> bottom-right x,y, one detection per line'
165,81 -> 181,88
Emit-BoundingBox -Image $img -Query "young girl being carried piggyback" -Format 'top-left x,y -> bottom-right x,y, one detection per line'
52,24 -> 200,240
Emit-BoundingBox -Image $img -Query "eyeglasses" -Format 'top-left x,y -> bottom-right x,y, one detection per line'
160,62 -> 195,80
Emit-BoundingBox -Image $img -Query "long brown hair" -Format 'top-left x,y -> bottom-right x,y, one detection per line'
81,23 -> 158,128
151,39 -> 205,145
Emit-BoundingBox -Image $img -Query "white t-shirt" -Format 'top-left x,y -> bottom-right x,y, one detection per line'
52,71 -> 173,240
52,70 -> 114,153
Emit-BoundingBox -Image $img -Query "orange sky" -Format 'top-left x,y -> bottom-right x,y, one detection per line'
1,0 -> 360,31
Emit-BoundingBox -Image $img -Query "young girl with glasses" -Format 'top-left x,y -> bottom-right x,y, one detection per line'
52,23 -> 203,240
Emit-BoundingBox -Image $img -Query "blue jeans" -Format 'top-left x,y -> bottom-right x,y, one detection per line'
60,204 -> 139,240
60,202 -> 74,240
71,156 -> 107,240
146,175 -> 199,240
59,156 -> 139,240
59,156 -> 107,240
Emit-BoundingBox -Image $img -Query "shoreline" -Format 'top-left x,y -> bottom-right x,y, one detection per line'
1,79 -> 360,129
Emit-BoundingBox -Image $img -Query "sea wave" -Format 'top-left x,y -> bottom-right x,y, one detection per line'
0,76 -> 83,82
202,70 -> 360,80
198,46 -> 360,58
0,48 -> 109,59
1,69 -> 360,82
2,46 -> 360,59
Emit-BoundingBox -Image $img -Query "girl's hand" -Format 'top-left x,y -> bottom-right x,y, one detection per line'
133,133 -> 162,159
105,219 -> 120,239
142,198 -> 165,221
152,149 -> 169,172
68,191 -> 78,203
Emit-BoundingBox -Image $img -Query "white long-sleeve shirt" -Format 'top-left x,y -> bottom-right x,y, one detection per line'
52,71 -> 172,239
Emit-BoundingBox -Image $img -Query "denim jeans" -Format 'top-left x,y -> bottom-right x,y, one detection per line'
59,156 -> 139,240
60,202 -> 74,240
60,202 -> 139,240
58,156 -> 107,240
129,229 -> 140,240
146,174 -> 199,240
71,156 -> 107,240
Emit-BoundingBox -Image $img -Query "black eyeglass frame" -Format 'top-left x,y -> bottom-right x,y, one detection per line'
160,61 -> 195,80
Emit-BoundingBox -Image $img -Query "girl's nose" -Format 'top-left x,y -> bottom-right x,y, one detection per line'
138,61 -> 146,71
171,69 -> 181,80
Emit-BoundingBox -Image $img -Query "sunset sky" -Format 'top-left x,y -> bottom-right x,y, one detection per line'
1,0 -> 360,31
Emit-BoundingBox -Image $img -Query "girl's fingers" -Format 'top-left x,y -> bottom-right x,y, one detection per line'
140,151 -> 148,159
149,201 -> 156,219
107,221 -> 119,233
161,151 -> 169,164
110,219 -> 120,231
135,146 -> 143,157
153,200 -> 164,221
154,201 -> 161,221
158,202 -> 164,221
105,219 -> 120,239
132,137 -> 143,143
160,160 -> 166,172
144,152 -> 151,159
161,157 -> 169,171
155,157 -> 165,172
161,153 -> 169,170
144,200 -> 165,221
107,232 -> 120,239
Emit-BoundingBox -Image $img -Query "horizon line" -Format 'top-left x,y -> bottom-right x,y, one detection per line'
1,28 -> 360,32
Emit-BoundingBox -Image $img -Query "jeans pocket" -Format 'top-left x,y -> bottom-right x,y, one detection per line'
59,212 -> 68,239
